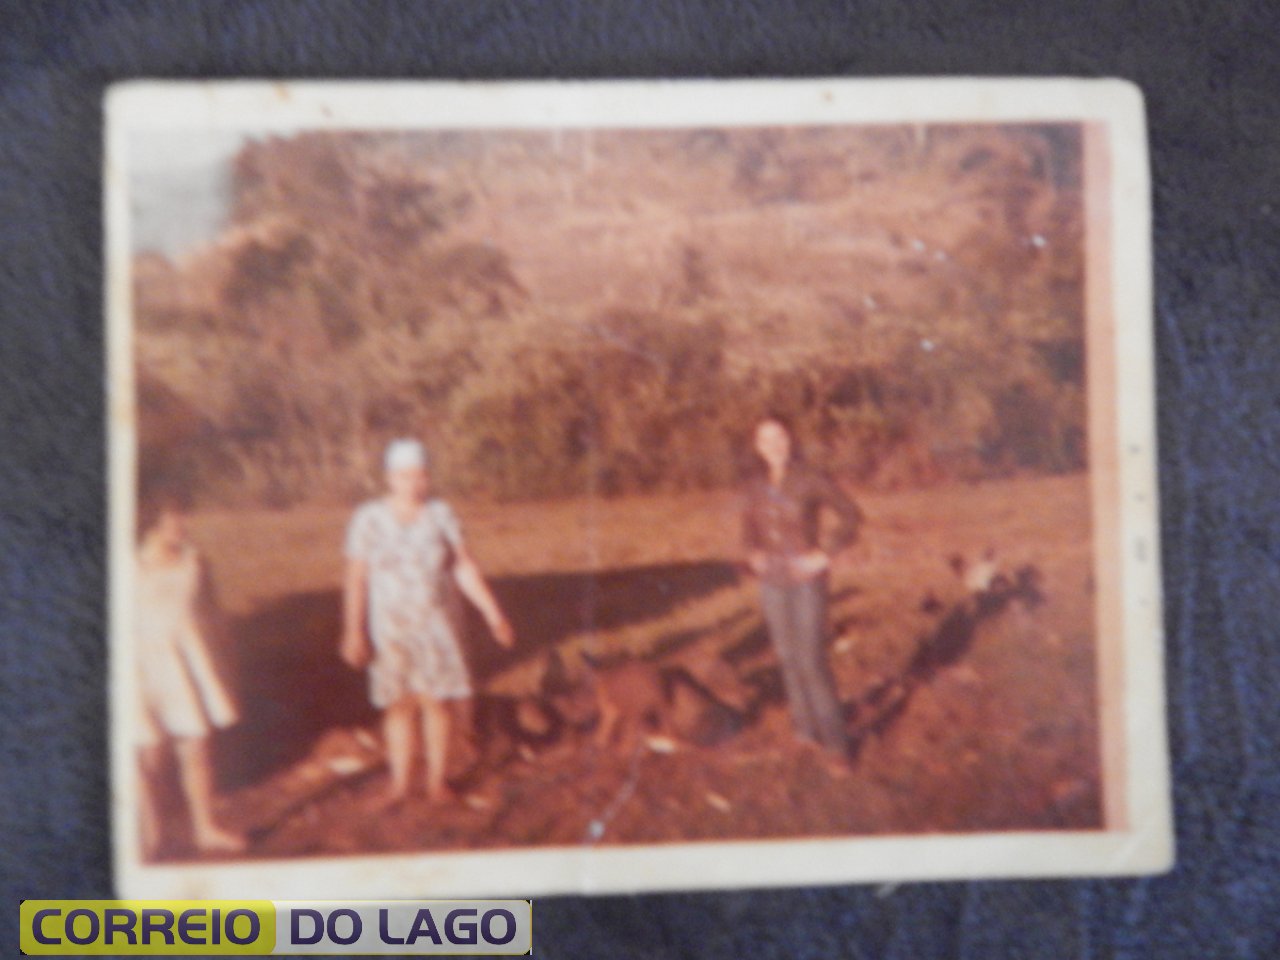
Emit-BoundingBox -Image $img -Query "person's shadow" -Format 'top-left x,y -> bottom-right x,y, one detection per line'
850,565 -> 1045,743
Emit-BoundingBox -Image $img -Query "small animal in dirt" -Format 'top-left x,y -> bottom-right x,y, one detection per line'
465,647 -> 662,764
577,651 -> 673,751
537,647 -> 754,754
461,692 -> 563,766
947,549 -> 1044,609
949,547 -> 1006,595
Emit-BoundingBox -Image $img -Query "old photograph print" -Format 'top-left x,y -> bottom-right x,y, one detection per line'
109,82 -> 1166,894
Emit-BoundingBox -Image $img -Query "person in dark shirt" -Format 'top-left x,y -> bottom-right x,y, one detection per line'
741,416 -> 864,759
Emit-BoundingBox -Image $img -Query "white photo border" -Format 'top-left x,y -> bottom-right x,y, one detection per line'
106,76 -> 1170,899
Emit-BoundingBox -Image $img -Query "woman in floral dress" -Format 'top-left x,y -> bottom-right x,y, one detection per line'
341,439 -> 514,804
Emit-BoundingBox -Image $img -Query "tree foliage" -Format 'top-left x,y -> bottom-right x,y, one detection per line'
135,125 -> 1087,506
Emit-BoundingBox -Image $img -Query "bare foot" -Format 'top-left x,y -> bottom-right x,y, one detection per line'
194,825 -> 247,854
426,785 -> 459,806
371,787 -> 410,813
822,751 -> 856,780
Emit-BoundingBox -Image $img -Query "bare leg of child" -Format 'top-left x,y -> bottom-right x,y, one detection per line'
174,737 -> 245,853
421,696 -> 453,802
137,745 -> 165,859
453,697 -> 480,770
383,698 -> 418,803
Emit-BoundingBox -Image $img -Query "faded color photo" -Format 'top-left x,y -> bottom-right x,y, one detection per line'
126,113 -> 1105,865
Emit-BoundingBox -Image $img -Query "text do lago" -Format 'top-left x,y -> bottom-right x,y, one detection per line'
290,906 -> 519,947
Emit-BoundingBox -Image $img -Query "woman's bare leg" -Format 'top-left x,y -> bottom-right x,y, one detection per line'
175,737 -> 244,852
137,745 -> 165,858
454,697 -> 479,769
383,699 -> 418,801
421,696 -> 452,801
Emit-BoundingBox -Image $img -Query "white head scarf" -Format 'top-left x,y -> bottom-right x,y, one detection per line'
384,438 -> 429,473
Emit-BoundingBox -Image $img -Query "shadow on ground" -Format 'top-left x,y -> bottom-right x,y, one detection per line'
216,559 -> 741,788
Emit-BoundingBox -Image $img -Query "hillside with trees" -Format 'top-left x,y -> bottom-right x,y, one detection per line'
134,123 -> 1086,506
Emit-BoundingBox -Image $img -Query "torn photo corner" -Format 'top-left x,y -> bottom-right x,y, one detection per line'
105,76 -> 1171,899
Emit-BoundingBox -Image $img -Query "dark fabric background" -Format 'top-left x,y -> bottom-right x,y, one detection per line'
1,1 -> 1277,957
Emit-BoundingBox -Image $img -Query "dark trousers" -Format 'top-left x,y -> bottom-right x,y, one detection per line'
759,575 -> 849,754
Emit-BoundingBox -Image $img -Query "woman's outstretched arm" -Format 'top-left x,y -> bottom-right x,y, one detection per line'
341,557 -> 371,668
453,547 -> 515,647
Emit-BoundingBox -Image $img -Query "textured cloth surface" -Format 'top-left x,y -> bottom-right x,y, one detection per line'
2,1 -> 1278,957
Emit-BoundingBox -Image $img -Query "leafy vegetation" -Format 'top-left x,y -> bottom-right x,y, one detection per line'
135,124 -> 1086,506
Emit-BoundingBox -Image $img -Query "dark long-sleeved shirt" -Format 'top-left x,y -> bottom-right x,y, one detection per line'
741,463 -> 864,582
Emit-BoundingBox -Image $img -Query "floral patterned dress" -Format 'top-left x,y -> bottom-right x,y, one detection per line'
344,497 -> 472,707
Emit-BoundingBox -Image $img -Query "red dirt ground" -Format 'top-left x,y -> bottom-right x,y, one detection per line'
143,473 -> 1101,862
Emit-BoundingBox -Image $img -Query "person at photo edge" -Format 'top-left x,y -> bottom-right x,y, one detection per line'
134,479 -> 245,856
341,438 -> 515,805
741,415 -> 864,765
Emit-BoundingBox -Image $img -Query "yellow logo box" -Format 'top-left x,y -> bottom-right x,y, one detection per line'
20,901 -> 532,955
20,902 -> 275,955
